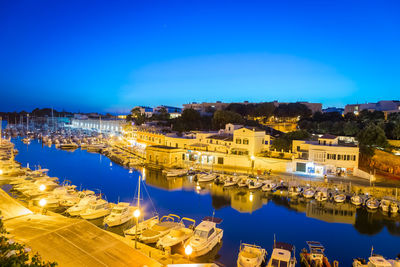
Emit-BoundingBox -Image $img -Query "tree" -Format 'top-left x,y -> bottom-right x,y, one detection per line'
212,110 -> 244,129
392,123 -> 400,140
171,109 -> 204,132
128,107 -> 147,125
357,123 -> 389,157
252,102 -> 275,119
343,121 -> 359,136
271,130 -> 310,152
0,212 -> 57,266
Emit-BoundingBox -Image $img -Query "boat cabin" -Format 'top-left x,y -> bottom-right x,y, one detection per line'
193,217 -> 222,240
111,202 -> 130,214
90,200 -> 108,210
306,241 -> 326,264
269,242 -> 295,267
368,256 -> 393,267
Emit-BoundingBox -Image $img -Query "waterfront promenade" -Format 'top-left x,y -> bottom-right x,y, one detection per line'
0,187 -> 162,267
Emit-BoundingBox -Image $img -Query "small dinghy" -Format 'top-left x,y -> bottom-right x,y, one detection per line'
224,176 -> 238,187
334,194 -> 346,203
197,173 -> 217,183
262,180 -> 277,192
380,199 -> 391,213
237,243 -> 266,267
315,188 -> 328,202
156,217 -> 196,249
248,179 -> 263,190
351,195 -> 363,206
303,188 -> 315,199
163,168 -> 188,177
140,214 -> 183,244
366,197 -> 380,210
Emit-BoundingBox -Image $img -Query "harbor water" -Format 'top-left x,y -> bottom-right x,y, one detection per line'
10,137 -> 400,266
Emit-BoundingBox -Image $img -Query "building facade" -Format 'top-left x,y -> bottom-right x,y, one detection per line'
71,118 -> 124,135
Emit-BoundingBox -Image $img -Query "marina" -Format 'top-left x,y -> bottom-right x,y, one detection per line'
1,134 -> 399,266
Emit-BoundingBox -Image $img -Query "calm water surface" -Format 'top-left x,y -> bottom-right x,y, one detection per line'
10,137 -> 400,266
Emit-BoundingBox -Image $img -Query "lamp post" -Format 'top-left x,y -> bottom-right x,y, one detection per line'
39,198 -> 46,214
134,209 -> 140,249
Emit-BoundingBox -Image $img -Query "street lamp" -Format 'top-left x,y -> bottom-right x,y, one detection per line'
39,198 -> 46,215
39,184 -> 46,192
185,245 -> 193,260
134,209 -> 141,249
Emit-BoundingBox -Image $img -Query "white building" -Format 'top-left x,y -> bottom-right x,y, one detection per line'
71,119 -> 124,135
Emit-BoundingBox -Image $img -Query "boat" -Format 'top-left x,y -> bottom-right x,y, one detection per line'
300,241 -> 332,267
197,173 -> 217,183
224,176 -> 238,187
156,217 -> 196,249
351,195 -> 363,206
353,253 -> 400,267
366,197 -> 380,210
266,242 -> 296,267
80,199 -> 112,220
237,243 -> 266,267
163,168 -> 188,177
184,216 -> 223,257
124,215 -> 160,237
238,178 -> 249,187
103,202 -> 136,227
60,190 -> 95,207
303,188 -> 315,199
140,214 -> 183,244
22,137 -> 31,144
262,180 -> 277,192
380,199 -> 391,213
288,186 -> 302,197
248,179 -> 263,190
66,194 -> 98,216
390,202 -> 399,214
333,193 -> 346,203
315,188 -> 328,202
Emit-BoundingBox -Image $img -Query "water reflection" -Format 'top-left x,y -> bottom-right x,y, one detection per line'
143,169 -> 400,236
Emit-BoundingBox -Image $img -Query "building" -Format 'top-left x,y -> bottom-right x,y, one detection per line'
344,100 -> 400,116
134,106 -> 154,117
322,107 -> 344,115
71,118 -> 124,135
292,134 -> 359,176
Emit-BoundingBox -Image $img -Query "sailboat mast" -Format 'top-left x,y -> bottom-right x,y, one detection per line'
137,175 -> 141,208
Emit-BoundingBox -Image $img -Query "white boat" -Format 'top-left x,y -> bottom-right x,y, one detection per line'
80,199 -> 112,220
163,168 -> 188,177
288,186 -> 302,197
353,255 -> 398,267
66,195 -> 98,216
380,199 -> 391,213
103,202 -> 136,227
366,197 -> 380,210
156,217 -> 196,249
60,190 -> 95,207
184,216 -> 223,257
140,214 -> 183,244
266,242 -> 296,267
237,243 -> 266,267
248,179 -> 263,190
262,180 -> 277,192
197,173 -> 217,183
224,176 -> 238,187
238,178 -> 249,187
390,202 -> 399,214
315,188 -> 328,202
124,215 -> 160,237
351,195 -> 363,206
334,194 -> 346,203
303,188 -> 315,199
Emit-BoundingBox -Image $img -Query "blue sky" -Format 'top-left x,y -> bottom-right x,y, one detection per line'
0,0 -> 399,113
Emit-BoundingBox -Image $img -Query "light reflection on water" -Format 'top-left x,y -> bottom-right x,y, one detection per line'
9,137 -> 400,266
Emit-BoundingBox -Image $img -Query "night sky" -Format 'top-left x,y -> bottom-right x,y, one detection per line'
0,0 -> 399,113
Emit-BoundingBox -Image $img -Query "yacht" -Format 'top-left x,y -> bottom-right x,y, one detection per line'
300,241 -> 332,267
237,243 -> 266,267
262,180 -> 277,192
334,193 -> 346,203
156,217 -> 196,249
266,242 -> 296,267
184,216 -> 223,257
353,255 -> 400,267
351,195 -> 363,206
66,194 -> 98,216
80,199 -> 112,220
366,197 -> 380,210
103,202 -> 136,227
59,190 -> 95,207
140,214 -> 183,244
124,215 -> 160,237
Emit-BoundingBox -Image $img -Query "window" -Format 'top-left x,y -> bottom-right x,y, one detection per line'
243,138 -> 249,145
218,157 -> 224,164
207,228 -> 215,237
271,259 -> 279,267
236,138 -> 241,144
175,143 -> 178,148
182,154 -> 185,160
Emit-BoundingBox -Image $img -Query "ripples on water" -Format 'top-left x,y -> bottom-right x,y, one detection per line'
7,138 -> 400,266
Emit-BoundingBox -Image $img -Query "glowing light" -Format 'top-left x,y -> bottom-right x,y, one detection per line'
39,199 -> 47,207
185,245 -> 193,256
0,169 -> 3,175
39,184 -> 46,191
134,209 -> 141,218
249,192 -> 254,202
251,155 -> 255,160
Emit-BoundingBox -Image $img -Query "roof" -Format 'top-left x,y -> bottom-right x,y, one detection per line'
274,242 -> 294,252
319,134 -> 337,139
147,145 -> 180,150
239,126 -> 265,132
206,134 -> 233,141
271,248 -> 291,262
188,143 -> 209,147
196,221 -> 215,232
